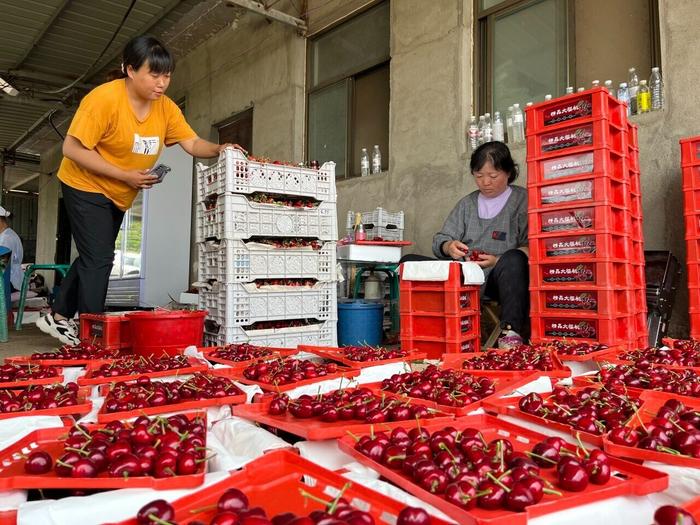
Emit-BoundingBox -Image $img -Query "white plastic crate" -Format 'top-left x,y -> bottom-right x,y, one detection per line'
346,207 -> 405,241
203,320 -> 337,348
197,194 -> 338,242
196,148 -> 336,202
198,281 -> 338,326
198,240 -> 337,283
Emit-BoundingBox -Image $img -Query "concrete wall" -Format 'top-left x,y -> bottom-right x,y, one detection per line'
36,143 -> 63,288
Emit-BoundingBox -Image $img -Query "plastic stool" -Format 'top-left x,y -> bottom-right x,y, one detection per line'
15,264 -> 71,331
352,264 -> 400,335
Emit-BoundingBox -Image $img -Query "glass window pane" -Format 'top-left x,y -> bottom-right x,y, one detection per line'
308,80 -> 348,178
351,64 -> 390,177
124,193 -> 143,277
492,0 -> 568,115
310,2 -> 389,88
481,0 -> 507,10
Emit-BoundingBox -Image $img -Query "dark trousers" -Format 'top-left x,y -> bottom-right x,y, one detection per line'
399,249 -> 530,336
52,183 -> 125,318
484,249 -> 530,337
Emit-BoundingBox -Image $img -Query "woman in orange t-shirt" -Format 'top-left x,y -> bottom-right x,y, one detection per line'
37,35 -> 242,345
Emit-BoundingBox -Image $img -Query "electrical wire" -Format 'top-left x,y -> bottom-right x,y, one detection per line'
48,110 -> 65,140
41,0 -> 139,94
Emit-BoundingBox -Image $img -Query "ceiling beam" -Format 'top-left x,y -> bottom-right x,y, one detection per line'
7,109 -> 59,153
0,92 -> 63,109
87,0 -> 185,80
3,69 -> 95,91
226,0 -> 307,32
9,172 -> 41,191
13,0 -> 74,71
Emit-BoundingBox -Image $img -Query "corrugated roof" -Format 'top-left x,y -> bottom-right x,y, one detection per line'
0,0 -> 243,157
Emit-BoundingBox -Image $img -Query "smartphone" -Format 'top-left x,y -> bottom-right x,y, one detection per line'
150,163 -> 171,183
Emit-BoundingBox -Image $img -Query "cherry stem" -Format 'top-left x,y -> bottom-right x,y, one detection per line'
345,430 -> 360,443
486,471 -> 511,493
574,432 -> 590,459
147,514 -> 175,525
525,451 -> 557,464
543,487 -> 563,497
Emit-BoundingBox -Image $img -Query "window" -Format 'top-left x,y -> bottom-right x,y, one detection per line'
476,0 -> 661,117
218,108 -> 253,155
307,1 -> 390,179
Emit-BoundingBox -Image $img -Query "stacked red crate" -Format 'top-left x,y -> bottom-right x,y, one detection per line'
681,135 -> 700,338
399,262 -> 481,359
526,87 -> 646,350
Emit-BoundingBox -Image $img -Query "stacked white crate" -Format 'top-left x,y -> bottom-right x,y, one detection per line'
345,207 -> 405,241
195,148 -> 339,347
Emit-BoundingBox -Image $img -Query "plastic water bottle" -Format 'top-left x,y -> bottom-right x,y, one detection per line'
577,87 -> 585,93
512,104 -> 524,144
360,148 -> 370,177
468,115 -> 479,152
592,80 -> 600,88
544,94 -> 552,101
566,86 -> 574,95
477,115 -> 486,145
371,145 -> 382,174
617,82 -> 631,116
483,113 -> 493,143
649,66 -> 664,110
637,80 -> 651,114
492,111 -> 504,142
628,67 -> 639,115
604,80 -> 613,94
506,106 -> 514,143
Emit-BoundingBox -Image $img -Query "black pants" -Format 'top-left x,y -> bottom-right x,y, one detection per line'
399,249 -> 530,336
52,184 -> 125,317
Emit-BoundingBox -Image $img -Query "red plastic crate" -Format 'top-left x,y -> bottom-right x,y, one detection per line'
530,312 -> 637,343
527,118 -> 627,158
528,175 -> 631,209
110,450 -> 454,525
687,262 -> 700,287
0,371 -> 64,389
530,340 -> 624,362
526,88 -> 627,133
688,307 -> 700,339
685,236 -> 700,261
400,334 -> 480,358
79,313 -> 131,350
231,392 -> 456,440
337,414 -> 668,525
529,231 -> 634,262
530,287 -> 639,316
400,311 -> 480,340
297,344 -> 426,368
602,391 -> 700,468
526,148 -> 629,183
629,168 -> 641,195
530,259 -> 643,288
529,204 -> 631,234
0,414 -> 207,490
441,348 -> 571,379
628,123 -> 639,148
482,385 -> 642,446
631,216 -> 643,242
682,165 -> 700,190
399,263 -> 481,313
682,188 -> 700,215
681,135 -> 700,165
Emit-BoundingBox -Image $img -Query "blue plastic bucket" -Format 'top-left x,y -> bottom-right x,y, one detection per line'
337,300 -> 384,346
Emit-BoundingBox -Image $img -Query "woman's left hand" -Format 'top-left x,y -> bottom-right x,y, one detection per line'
474,253 -> 498,269
219,143 -> 248,155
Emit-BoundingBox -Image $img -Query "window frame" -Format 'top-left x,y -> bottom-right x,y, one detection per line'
474,0 -> 576,116
305,0 -> 390,179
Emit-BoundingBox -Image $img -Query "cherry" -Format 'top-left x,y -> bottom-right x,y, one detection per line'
396,507 -> 431,525
24,450 -> 53,474
558,461 -> 589,491
71,458 -> 98,478
444,481 -> 478,510
477,481 -> 506,509
506,482 -> 536,511
653,505 -> 697,525
136,499 -> 175,525
218,488 -> 249,513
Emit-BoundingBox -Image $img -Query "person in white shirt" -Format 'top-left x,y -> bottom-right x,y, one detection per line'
0,206 -> 24,292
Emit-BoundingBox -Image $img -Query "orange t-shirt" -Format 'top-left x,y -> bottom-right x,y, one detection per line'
58,79 -> 197,211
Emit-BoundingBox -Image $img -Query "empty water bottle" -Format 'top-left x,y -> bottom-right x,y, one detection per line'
468,115 -> 479,152
478,115 -> 486,145
493,111 -> 504,142
649,66 -> 664,110
506,106 -> 514,144
604,80 -> 613,94
544,94 -> 552,101
512,104 -> 524,144
360,148 -> 370,177
592,80 -> 600,88
566,86 -> 574,95
617,82 -> 631,116
628,67 -> 640,115
371,145 -> 382,174
483,113 -> 493,143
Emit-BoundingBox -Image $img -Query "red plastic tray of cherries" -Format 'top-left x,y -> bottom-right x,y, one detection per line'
531,340 -> 618,362
441,346 -> 571,379
594,344 -> 700,372
575,364 -> 700,399
0,413 -> 208,489
338,414 -> 667,525
97,370 -> 246,423
0,382 -> 92,419
78,355 -> 209,386
6,340 -> 129,366
232,386 -> 455,440
202,343 -> 298,369
0,362 -> 63,388
483,384 -> 641,446
232,357 -> 359,392
299,344 -> 426,368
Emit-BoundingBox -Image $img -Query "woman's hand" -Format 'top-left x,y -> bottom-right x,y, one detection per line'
219,143 -> 248,155
474,253 -> 499,269
442,240 -> 469,259
122,169 -> 159,190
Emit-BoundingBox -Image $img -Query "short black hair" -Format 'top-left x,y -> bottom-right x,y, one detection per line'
470,141 -> 519,184
122,35 -> 174,75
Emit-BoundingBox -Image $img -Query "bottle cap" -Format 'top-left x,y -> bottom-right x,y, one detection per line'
652,66 -> 659,71
485,112 -> 490,118
513,103 -> 520,108
620,82 -> 627,88
629,67 -> 636,72
640,80 -> 647,85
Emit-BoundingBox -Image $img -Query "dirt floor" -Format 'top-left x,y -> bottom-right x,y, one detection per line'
0,324 -> 60,361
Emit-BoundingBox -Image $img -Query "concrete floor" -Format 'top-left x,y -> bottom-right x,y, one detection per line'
0,324 -> 60,361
